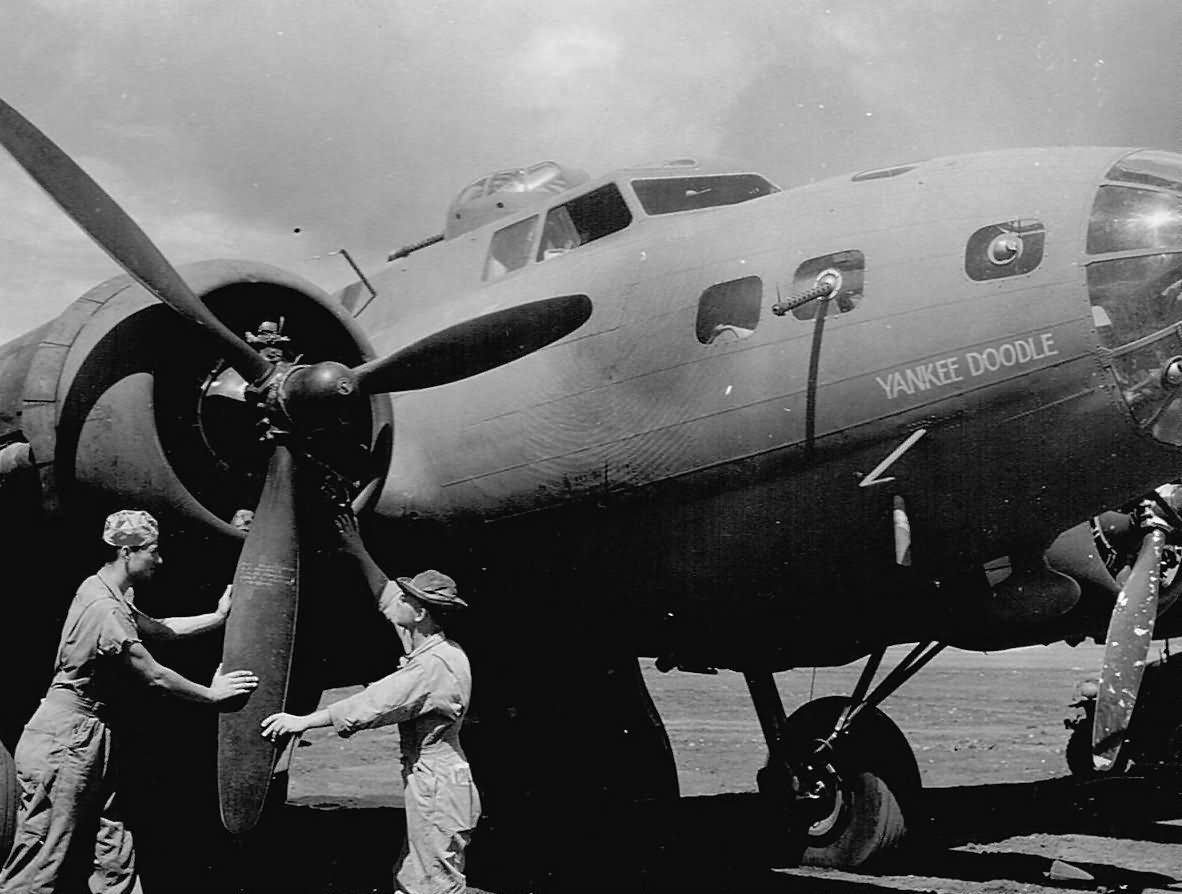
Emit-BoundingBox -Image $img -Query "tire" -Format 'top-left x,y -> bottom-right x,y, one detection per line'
775,696 -> 920,869
798,771 -> 906,868
1,741 -> 16,866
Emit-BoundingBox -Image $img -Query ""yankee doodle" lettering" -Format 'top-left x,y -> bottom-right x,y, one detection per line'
876,332 -> 1059,400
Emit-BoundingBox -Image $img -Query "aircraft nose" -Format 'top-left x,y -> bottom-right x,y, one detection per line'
1086,150 -> 1182,445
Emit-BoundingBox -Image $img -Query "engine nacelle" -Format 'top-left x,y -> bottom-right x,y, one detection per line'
1,259 -> 392,538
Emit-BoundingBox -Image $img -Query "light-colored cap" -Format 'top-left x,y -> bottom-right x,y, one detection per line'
102,509 -> 159,548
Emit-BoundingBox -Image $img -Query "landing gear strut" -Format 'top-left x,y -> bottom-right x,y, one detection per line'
745,642 -> 940,867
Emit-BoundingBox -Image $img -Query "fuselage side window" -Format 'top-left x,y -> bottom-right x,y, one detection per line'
790,250 -> 865,321
484,215 -> 539,281
538,183 -> 632,261
964,220 -> 1045,281
696,276 -> 762,344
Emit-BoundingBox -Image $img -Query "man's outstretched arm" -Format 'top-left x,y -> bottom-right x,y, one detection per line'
333,508 -> 389,602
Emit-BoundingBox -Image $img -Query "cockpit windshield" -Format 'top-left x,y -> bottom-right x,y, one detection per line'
630,174 -> 779,215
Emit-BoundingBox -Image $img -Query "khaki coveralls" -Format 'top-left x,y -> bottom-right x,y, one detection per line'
0,573 -> 143,894
329,584 -> 480,894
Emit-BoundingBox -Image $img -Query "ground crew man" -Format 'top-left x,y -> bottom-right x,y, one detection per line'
260,510 -> 479,894
0,509 -> 259,894
230,508 -> 255,533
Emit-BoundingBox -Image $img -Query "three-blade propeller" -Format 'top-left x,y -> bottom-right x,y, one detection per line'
0,97 -> 590,833
0,100 -> 274,388
218,445 -> 301,831
1092,522 -> 1168,770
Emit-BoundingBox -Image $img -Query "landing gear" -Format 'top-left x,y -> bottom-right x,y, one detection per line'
745,643 -> 938,868
777,696 -> 918,867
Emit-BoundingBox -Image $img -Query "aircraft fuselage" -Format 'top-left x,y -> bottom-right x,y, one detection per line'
352,147 -> 1182,668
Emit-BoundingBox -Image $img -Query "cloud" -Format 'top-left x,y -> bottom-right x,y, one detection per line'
7,0 -> 1182,347
512,27 -> 621,97
0,181 -> 117,343
0,149 -> 348,344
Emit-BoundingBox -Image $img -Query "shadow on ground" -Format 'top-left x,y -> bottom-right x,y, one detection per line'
134,774 -> 1182,893
893,774 -> 1182,893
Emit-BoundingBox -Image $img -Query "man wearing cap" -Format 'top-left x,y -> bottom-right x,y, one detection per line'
260,511 -> 479,894
246,318 -> 296,365
0,509 -> 259,894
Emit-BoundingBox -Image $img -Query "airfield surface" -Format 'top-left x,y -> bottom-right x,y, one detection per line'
278,642 -> 1182,893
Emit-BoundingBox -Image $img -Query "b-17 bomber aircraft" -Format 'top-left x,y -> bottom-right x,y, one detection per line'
5,94 -> 1182,877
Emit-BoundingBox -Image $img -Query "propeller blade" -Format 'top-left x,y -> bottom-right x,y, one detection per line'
352,294 -> 592,394
217,444 -> 301,834
0,98 -> 272,385
1091,527 -> 1166,771
205,367 -> 249,402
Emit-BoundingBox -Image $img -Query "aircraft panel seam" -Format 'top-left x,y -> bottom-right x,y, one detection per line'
440,350 -> 1096,489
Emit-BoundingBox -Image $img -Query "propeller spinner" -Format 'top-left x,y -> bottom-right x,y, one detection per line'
0,97 -> 592,833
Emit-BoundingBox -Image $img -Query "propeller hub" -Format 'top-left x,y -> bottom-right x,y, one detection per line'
279,361 -> 360,428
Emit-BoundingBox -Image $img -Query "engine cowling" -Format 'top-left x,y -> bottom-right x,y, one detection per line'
2,259 -> 392,537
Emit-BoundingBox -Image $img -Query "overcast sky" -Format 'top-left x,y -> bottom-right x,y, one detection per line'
2,0 -> 1181,343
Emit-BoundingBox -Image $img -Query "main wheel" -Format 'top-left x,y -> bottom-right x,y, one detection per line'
764,696 -> 921,868
1,741 -> 16,865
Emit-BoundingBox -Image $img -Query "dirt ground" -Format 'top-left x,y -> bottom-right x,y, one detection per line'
274,642 -> 1182,893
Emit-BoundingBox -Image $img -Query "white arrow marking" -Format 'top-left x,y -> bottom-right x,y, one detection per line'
859,428 -> 928,488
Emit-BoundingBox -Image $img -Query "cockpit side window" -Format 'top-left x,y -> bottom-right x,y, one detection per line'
484,215 -> 539,281
538,207 -> 580,261
631,174 -> 779,215
537,183 -> 632,261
